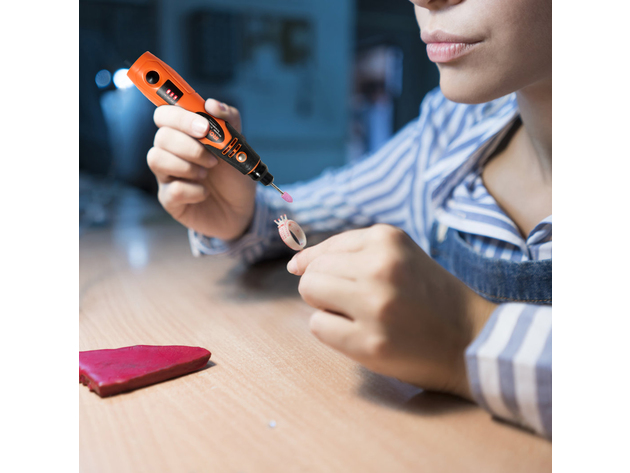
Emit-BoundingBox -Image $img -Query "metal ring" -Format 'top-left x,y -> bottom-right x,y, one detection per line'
274,214 -> 307,251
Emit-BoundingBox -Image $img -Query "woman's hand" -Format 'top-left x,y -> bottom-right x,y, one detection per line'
148,99 -> 256,241
287,224 -> 497,399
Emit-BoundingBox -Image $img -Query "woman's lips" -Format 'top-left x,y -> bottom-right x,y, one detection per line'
421,30 -> 482,63
426,42 -> 480,63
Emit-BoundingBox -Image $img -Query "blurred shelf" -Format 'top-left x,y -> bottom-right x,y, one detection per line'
80,172 -> 172,235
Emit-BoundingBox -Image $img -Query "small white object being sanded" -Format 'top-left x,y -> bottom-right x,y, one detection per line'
274,215 -> 307,251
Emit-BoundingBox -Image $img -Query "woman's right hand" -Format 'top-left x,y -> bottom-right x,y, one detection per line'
148,99 -> 257,241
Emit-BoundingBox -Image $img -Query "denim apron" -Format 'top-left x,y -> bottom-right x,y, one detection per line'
429,222 -> 552,305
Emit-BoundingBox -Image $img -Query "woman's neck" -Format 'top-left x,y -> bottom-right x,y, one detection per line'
515,78 -> 552,183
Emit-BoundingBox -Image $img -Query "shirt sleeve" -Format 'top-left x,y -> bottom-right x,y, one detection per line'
465,303 -> 552,438
188,87 -> 469,263
189,108 -> 428,264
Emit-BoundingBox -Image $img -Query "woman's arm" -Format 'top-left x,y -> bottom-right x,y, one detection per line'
466,303 -> 552,438
189,116 -> 423,262
188,88 -> 455,263
287,224 -> 552,439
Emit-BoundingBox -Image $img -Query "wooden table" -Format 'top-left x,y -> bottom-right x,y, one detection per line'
79,221 -> 552,473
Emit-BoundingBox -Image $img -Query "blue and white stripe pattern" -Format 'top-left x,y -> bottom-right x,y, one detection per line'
190,87 -> 552,438
466,304 -> 552,437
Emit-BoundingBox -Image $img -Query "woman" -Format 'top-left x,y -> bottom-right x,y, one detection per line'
147,0 -> 552,438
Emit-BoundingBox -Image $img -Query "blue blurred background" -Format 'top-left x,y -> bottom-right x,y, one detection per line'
80,0 -> 439,232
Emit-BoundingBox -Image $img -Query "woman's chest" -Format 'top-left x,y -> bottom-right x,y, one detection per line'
481,134 -> 552,239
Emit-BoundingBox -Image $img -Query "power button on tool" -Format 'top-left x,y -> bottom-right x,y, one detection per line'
146,71 -> 160,84
236,152 -> 247,163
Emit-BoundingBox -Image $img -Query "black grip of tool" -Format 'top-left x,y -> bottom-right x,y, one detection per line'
199,119 -> 274,186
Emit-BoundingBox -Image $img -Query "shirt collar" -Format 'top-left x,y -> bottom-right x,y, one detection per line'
430,94 -> 519,211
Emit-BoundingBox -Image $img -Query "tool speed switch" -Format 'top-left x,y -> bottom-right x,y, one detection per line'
157,80 -> 183,105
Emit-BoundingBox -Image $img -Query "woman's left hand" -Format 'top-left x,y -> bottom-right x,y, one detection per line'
287,224 -> 497,399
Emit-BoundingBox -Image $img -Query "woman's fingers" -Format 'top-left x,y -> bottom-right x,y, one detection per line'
205,99 -> 242,133
152,127 -> 218,168
147,146 -> 214,183
298,273 -> 361,316
153,100 -> 242,136
309,310 -> 360,356
300,252 -> 368,281
153,105 -> 210,139
287,229 -> 368,275
158,180 -> 208,212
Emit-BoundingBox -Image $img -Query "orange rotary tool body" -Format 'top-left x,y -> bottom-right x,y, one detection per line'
127,52 -> 275,187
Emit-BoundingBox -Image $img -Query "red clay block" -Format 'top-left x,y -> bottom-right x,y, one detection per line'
79,345 -> 211,397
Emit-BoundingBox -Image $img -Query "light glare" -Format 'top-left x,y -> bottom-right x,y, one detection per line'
95,69 -> 111,88
113,68 -> 134,89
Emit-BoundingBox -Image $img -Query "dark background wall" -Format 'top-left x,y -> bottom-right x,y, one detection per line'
79,0 -> 439,199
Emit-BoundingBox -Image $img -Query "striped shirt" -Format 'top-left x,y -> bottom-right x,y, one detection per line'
190,87 -> 552,438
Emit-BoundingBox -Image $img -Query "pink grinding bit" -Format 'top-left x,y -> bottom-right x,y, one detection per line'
79,345 -> 211,397
270,183 -> 293,203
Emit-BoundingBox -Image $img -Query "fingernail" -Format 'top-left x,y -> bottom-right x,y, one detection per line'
218,102 -> 227,111
287,257 -> 298,274
192,118 -> 208,134
207,155 -> 218,167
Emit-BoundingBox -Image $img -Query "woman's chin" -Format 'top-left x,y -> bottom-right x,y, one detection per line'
439,75 -> 505,105
437,66 -> 528,105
